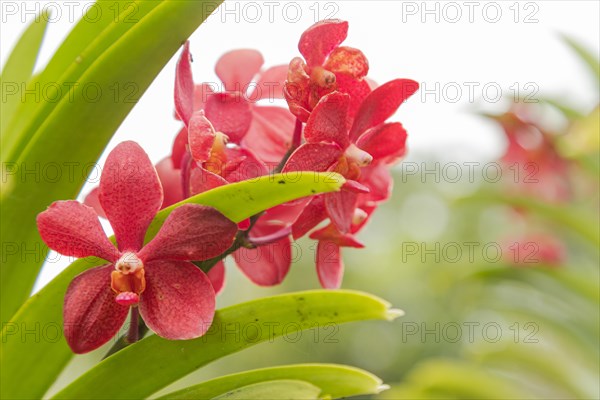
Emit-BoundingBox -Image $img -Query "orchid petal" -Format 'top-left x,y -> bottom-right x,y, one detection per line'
360,164 -> 393,203
255,64 -> 289,100
215,49 -> 264,92
323,46 -> 369,79
291,197 -> 327,239
155,157 -> 184,208
234,221 -> 291,286
99,141 -> 163,252
83,187 -> 107,219
63,265 -> 129,354
324,190 -> 358,234
222,147 -> 268,183
37,201 -> 118,262
299,19 -> 348,67
205,92 -> 252,143
335,73 -> 371,121
207,260 -> 226,295
189,166 -> 228,195
316,241 -> 344,289
139,260 -> 215,340
356,122 -> 407,163
174,41 -> 194,125
188,111 -> 216,163
139,204 -> 237,262
349,79 -> 419,141
310,224 -> 364,248
282,142 -> 343,173
171,126 -> 188,169
242,106 -> 295,164
304,92 -> 350,148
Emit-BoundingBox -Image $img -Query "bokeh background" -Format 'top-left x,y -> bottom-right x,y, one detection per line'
3,1 -> 599,398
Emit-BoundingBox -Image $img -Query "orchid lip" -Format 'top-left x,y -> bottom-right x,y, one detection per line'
115,252 -> 144,275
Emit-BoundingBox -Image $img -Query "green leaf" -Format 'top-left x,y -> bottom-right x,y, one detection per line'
212,380 -> 322,400
0,10 -> 50,135
158,364 -> 387,399
0,172 -> 344,400
53,290 -> 400,399
0,0 -> 223,323
561,34 -> 600,85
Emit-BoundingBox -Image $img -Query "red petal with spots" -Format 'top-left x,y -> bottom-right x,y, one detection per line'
207,260 -> 226,295
360,164 -> 393,203
155,157 -> 184,208
335,73 -> 372,121
215,49 -> 264,92
291,197 -> 327,239
174,42 -> 194,125
37,201 -> 118,262
316,241 -> 343,289
356,122 -> 407,164
255,65 -> 288,100
324,190 -> 358,234
349,79 -> 419,141
171,126 -> 188,169
99,141 -> 163,252
188,111 -> 216,163
233,221 -> 291,286
324,46 -> 369,79
139,260 -> 215,340
242,106 -> 295,164
189,166 -> 227,195
299,19 -> 348,67
304,92 -> 350,148
282,142 -> 343,173
310,224 -> 364,248
83,187 -> 106,219
222,147 -> 268,183
63,265 -> 129,353
139,204 -> 236,262
205,93 -> 252,143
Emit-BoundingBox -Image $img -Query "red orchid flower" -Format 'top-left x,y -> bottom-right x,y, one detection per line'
172,43 -> 295,289
282,79 -> 418,288
36,141 -> 237,354
173,42 -> 295,167
284,19 -> 373,123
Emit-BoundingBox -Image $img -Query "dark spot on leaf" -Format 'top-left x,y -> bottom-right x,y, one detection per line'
278,180 -> 286,184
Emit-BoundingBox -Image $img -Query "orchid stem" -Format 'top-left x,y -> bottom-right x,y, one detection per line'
102,308 -> 148,359
127,307 -> 140,343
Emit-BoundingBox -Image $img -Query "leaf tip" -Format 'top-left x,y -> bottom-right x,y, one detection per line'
385,308 -> 405,321
377,384 -> 391,393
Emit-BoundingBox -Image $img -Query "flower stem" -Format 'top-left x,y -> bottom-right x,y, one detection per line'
127,307 -> 140,344
102,309 -> 148,359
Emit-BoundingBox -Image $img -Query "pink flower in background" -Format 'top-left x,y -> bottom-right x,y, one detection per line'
502,234 -> 566,267
494,109 -> 572,203
37,141 -> 237,353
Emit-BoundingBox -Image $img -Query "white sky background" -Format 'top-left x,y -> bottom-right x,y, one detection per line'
1,1 -> 599,291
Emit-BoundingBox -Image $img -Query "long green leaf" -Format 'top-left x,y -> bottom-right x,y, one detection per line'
0,0 -> 223,323
212,380 -> 321,400
53,290 -> 400,399
0,10 -> 50,135
159,364 -> 387,399
561,34 -> 600,85
0,172 -> 344,400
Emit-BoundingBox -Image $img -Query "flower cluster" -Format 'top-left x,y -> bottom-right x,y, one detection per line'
38,19 -> 418,353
